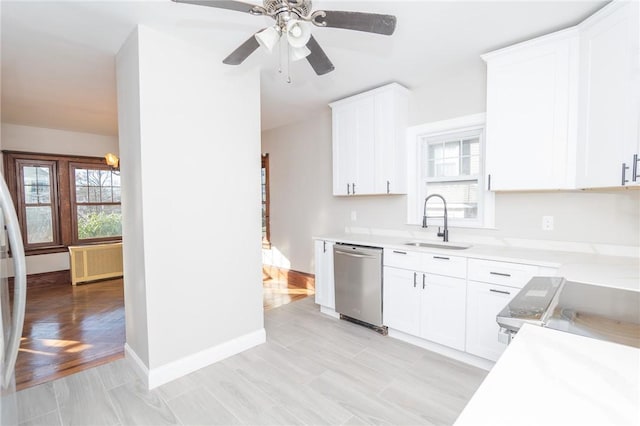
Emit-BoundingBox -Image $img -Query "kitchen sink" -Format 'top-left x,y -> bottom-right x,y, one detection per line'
404,241 -> 471,250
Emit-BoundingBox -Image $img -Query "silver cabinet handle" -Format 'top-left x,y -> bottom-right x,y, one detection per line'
622,163 -> 629,186
352,183 -> 356,195
347,183 -> 350,195
490,272 -> 511,277
633,154 -> 639,182
490,289 -> 511,295
335,251 -> 375,259
487,174 -> 491,191
392,250 -> 407,255
433,256 -> 449,260
422,274 -> 426,289
323,241 -> 326,253
386,180 -> 390,194
413,272 -> 417,288
0,178 -> 27,388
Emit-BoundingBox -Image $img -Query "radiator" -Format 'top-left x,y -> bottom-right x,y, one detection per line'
68,242 -> 123,285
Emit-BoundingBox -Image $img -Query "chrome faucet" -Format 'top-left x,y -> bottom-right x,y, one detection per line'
422,194 -> 449,242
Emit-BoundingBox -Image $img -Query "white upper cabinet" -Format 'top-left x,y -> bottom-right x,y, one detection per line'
483,0 -> 640,191
483,29 -> 579,191
576,0 -> 640,188
330,83 -> 409,196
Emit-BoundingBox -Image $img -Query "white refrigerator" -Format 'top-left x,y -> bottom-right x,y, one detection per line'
0,177 -> 27,426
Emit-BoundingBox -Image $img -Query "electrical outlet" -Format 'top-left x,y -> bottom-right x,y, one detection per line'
351,211 -> 357,222
542,216 -> 554,231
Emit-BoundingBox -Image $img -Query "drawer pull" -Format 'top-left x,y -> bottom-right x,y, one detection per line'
490,289 -> 511,295
413,272 -> 417,288
422,274 -> 426,289
490,272 -> 511,277
433,256 -> 450,260
393,250 -> 407,255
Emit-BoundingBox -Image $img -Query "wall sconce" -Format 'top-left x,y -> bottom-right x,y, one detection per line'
105,153 -> 120,174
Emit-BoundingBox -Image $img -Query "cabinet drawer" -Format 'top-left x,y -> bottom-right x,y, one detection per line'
383,248 -> 466,278
468,258 -> 540,288
422,254 -> 467,279
383,248 -> 427,270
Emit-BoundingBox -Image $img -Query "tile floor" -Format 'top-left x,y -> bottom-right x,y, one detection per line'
16,297 -> 487,425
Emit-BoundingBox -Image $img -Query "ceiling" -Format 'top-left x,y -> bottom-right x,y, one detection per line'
1,0 -> 607,136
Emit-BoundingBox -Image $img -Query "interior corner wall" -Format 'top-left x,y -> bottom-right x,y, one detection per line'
117,25 -> 263,385
261,66 -> 640,274
0,123 -> 120,275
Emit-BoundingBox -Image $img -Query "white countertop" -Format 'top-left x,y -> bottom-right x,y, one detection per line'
314,233 -> 640,291
455,324 -> 640,426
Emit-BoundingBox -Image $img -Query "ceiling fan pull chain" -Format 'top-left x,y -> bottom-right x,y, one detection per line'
278,35 -> 283,74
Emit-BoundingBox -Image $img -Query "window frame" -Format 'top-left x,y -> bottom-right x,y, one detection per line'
261,153 -> 271,248
406,114 -> 495,229
2,151 -> 122,255
15,159 -> 61,250
69,162 -> 122,245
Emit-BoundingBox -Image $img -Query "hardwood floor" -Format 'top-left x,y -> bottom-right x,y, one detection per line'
15,279 -> 125,391
263,265 -> 315,311
14,297 -> 487,426
15,267 -> 314,390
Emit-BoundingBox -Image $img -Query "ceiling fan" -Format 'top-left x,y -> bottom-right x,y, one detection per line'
172,0 -> 397,76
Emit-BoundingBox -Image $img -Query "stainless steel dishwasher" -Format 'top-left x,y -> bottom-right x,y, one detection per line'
333,244 -> 386,333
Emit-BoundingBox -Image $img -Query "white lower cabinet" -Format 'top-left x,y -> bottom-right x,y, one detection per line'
465,281 -> 518,361
383,266 -> 466,351
314,240 -> 335,309
382,267 -> 420,336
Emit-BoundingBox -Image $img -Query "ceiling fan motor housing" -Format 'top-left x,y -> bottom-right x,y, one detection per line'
263,0 -> 311,19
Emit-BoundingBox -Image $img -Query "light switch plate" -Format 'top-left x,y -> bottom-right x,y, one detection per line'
542,216 -> 554,231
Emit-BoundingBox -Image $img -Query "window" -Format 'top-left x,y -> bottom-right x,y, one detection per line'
422,130 -> 481,220
16,160 -> 60,247
3,151 -> 122,254
261,154 -> 270,247
407,114 -> 494,228
71,164 -> 122,241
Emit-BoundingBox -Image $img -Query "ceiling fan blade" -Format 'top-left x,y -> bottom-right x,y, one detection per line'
223,33 -> 261,65
306,35 -> 335,76
314,11 -> 397,36
172,0 -> 259,14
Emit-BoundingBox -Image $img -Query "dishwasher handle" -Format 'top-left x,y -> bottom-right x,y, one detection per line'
335,251 -> 377,259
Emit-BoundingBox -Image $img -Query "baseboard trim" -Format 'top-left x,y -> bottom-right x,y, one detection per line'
124,343 -> 150,388
319,305 -> 340,319
388,328 -> 494,371
127,328 -> 266,390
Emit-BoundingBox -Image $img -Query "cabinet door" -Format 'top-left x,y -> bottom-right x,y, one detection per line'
373,89 -> 407,194
332,104 -> 358,195
485,32 -> 578,190
420,274 -> 467,351
353,97 -> 375,195
465,281 -> 517,361
314,240 -> 335,308
383,267 -> 420,336
577,1 -> 640,188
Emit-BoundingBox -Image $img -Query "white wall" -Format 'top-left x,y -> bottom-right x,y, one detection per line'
0,123 -> 119,275
1,123 -> 118,157
262,108 -> 640,275
117,26 -> 263,387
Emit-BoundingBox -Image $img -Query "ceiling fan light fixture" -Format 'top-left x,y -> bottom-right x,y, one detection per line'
255,26 -> 281,52
290,45 -> 311,62
286,19 -> 311,48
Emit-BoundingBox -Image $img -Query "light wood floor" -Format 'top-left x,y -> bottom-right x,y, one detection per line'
15,267 -> 315,390
15,296 -> 487,426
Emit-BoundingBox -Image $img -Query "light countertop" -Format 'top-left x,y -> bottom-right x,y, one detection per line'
314,233 -> 640,291
454,324 -> 640,425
